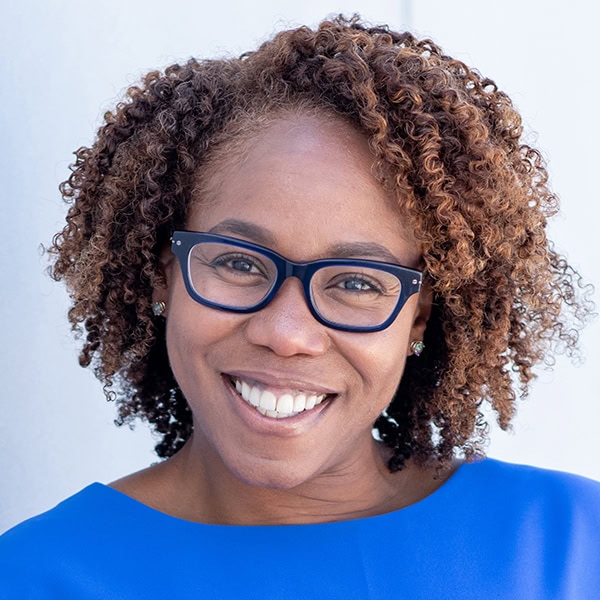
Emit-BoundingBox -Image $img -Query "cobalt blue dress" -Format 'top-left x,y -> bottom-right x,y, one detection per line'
1,459 -> 599,599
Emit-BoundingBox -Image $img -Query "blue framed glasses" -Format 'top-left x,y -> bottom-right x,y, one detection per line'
171,231 -> 422,333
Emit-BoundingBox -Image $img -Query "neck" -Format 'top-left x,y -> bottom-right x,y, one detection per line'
149,434 -> 445,525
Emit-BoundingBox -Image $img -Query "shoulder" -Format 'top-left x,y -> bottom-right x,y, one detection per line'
360,459 -> 600,598
460,458 -> 600,510
452,459 -> 600,587
1,483 -> 104,547
0,484 -> 137,597
447,458 -> 600,532
387,457 -> 600,541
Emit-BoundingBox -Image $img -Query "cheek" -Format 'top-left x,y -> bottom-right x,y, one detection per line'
371,331 -> 409,381
343,294 -> 424,409
165,277 -> 243,379
351,295 -> 418,369
336,324 -> 411,409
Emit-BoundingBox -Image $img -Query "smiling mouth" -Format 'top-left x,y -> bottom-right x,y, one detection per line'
228,375 -> 335,419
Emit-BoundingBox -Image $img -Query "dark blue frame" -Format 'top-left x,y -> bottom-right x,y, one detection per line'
171,231 -> 422,333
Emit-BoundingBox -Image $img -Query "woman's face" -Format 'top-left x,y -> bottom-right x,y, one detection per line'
162,114 -> 429,489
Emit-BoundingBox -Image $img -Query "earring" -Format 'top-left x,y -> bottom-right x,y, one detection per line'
410,340 -> 425,357
152,301 -> 166,317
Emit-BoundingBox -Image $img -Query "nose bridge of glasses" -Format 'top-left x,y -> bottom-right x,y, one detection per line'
285,259 -> 310,280
273,258 -> 313,305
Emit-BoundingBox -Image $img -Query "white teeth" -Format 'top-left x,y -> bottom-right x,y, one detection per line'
276,394 -> 294,414
293,394 -> 306,412
259,390 -> 277,411
232,377 -> 329,419
241,380 -> 250,401
249,386 -> 261,407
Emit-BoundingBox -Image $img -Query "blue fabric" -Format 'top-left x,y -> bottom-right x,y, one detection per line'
1,459 -> 599,599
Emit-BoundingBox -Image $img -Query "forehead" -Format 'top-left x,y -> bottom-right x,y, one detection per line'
195,112 -> 376,197
187,114 -> 420,265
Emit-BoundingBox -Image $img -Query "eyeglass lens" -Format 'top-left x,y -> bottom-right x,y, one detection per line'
188,242 -> 403,328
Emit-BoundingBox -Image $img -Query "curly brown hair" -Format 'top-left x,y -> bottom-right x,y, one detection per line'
50,15 -> 593,471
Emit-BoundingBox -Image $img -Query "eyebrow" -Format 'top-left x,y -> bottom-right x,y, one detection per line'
326,242 -> 404,264
208,219 -> 276,246
207,219 -> 405,264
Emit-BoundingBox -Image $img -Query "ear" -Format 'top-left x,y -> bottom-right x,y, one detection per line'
151,241 -> 176,307
408,279 -> 433,354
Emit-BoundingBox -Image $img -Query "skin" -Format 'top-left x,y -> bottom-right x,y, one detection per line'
112,114 -> 457,525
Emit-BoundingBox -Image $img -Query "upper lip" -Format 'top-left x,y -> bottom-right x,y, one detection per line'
225,370 -> 339,395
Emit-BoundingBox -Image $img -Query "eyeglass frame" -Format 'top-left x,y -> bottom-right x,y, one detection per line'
170,230 -> 423,333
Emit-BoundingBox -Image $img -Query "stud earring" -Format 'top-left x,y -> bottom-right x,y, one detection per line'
152,301 -> 166,317
410,340 -> 425,357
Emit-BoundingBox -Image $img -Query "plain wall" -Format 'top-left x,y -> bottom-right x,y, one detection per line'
1,0 -> 598,533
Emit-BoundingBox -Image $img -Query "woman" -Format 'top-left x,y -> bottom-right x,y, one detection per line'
1,15 -> 598,599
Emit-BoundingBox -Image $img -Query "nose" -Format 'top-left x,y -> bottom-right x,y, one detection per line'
244,277 -> 331,357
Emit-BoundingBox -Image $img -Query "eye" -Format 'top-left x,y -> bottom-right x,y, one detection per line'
333,274 -> 385,294
232,259 -> 254,272
221,256 -> 257,273
341,278 -> 376,291
212,253 -> 266,275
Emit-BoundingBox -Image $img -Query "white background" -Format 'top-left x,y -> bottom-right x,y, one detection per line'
1,0 -> 598,533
